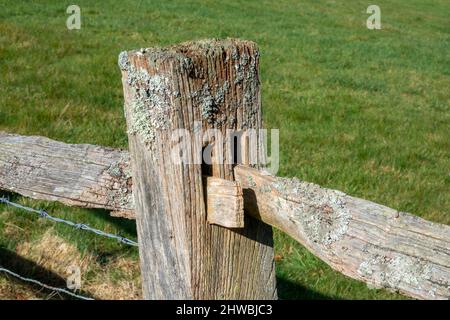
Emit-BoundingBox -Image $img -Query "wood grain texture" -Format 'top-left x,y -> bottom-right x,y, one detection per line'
235,165 -> 450,300
0,132 -> 134,218
120,39 -> 277,299
205,177 -> 244,228
1,132 -> 449,299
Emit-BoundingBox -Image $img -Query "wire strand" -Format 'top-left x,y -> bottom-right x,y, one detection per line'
0,197 -> 138,247
0,266 -> 94,300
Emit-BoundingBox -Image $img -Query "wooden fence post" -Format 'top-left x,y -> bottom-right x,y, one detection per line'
119,39 -> 277,299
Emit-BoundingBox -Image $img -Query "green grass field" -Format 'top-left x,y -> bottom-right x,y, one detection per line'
0,0 -> 448,299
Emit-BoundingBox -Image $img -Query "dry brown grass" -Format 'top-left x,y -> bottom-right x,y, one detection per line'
1,229 -> 142,300
84,258 -> 142,300
17,230 -> 92,278
0,277 -> 41,300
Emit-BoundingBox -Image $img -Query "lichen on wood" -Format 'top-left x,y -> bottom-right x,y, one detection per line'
105,151 -> 134,209
119,51 -> 173,149
272,177 -> 351,246
189,81 -> 231,124
1,133 -> 449,299
119,39 -> 277,299
0,132 -> 135,216
357,252 -> 433,291
234,165 -> 450,300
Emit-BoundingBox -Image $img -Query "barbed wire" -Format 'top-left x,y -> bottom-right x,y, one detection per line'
0,266 -> 94,300
0,197 -> 138,247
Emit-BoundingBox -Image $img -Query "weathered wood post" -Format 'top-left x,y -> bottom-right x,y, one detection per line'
119,39 -> 277,299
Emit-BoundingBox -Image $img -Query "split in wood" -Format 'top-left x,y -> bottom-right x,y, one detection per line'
1,132 -> 449,300
120,39 -> 276,299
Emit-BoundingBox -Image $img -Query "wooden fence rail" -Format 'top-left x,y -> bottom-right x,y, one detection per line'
0,39 -> 449,300
1,132 -> 449,299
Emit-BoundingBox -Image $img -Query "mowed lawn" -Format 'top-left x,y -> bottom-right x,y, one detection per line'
0,0 -> 448,299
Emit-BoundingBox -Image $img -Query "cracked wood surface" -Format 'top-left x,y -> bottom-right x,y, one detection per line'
234,165 -> 450,300
1,132 -> 449,299
0,132 -> 134,218
120,39 -> 277,299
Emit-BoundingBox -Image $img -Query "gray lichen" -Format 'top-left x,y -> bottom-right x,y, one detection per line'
107,152 -> 131,179
272,177 -> 351,246
191,81 -> 230,125
357,253 -> 433,291
106,152 -> 134,209
118,49 -> 176,149
129,74 -> 171,142
119,39 -> 259,139
231,47 -> 240,61
230,49 -> 260,128
126,64 -> 171,148
242,54 -> 259,116
118,51 -> 130,71
200,85 -> 217,123
234,63 -> 245,85
214,80 -> 230,105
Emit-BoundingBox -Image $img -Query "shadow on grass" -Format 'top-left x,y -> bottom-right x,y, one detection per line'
87,207 -> 137,237
0,190 -> 22,202
0,247 -> 96,300
2,191 -> 330,300
277,276 -> 335,300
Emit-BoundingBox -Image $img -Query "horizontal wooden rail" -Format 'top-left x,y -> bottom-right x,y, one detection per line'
1,132 -> 449,299
0,132 -> 134,218
234,165 -> 449,300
